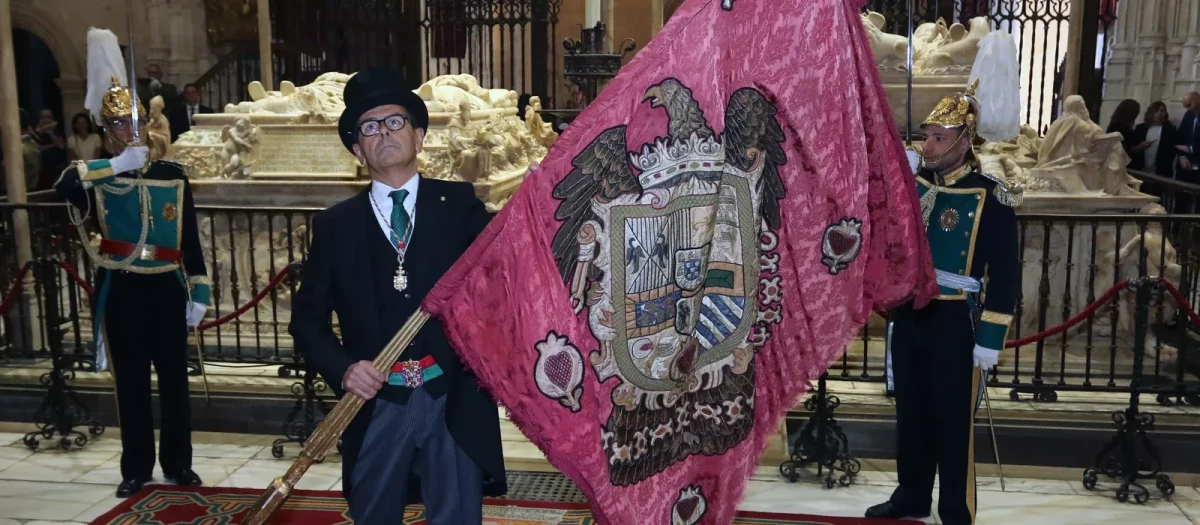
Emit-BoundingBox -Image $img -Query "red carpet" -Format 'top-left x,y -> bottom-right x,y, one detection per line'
88,486 -> 920,524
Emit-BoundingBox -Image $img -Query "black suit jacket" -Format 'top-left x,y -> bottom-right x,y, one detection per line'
1132,122 -> 1178,175
1179,112 -> 1200,171
288,176 -> 506,499
168,105 -> 215,141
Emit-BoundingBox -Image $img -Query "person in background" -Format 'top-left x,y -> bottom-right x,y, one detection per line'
138,63 -> 179,110
169,84 -> 214,141
1107,99 -> 1150,170
32,109 -> 68,190
67,112 -> 103,162
1177,92 -> 1200,182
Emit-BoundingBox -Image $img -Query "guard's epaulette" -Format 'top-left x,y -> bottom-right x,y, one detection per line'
977,171 -> 1023,208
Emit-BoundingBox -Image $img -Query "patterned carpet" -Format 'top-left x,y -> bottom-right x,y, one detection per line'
88,486 -> 922,524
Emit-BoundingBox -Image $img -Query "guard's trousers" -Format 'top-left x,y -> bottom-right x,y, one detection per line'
888,299 -> 982,525
102,270 -> 193,481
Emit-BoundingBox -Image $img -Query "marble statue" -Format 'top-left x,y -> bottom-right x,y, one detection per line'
526,96 -> 558,149
225,72 -> 352,115
862,11 -> 989,75
146,95 -> 172,161
1030,96 -> 1136,196
219,116 -> 260,179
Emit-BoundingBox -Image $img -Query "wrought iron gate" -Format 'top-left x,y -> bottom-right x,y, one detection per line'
267,0 -> 563,107
863,0 -> 1120,132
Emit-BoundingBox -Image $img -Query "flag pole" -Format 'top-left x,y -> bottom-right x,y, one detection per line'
241,310 -> 431,525
905,0 -> 914,146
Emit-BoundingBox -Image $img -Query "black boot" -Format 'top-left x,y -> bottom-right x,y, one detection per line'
865,500 -> 931,520
164,468 -> 203,486
115,478 -> 148,498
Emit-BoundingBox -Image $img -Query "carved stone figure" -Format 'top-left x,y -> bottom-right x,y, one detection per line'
525,96 -> 558,148
219,116 -> 260,179
862,12 -> 988,74
1031,96 -> 1135,196
146,95 -> 172,161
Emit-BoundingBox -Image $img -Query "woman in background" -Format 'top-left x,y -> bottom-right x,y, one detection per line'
1107,99 -> 1151,169
1133,101 -> 1178,176
67,112 -> 102,162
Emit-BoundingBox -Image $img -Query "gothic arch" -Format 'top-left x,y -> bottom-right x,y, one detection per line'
11,2 -> 86,112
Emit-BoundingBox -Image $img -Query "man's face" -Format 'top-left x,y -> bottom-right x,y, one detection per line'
39,110 -> 53,123
921,125 -> 969,171
184,86 -> 201,105
1184,93 -> 1200,115
351,104 -> 425,172
103,116 -> 144,154
146,64 -> 163,80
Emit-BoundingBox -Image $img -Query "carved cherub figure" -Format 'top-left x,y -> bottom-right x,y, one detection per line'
220,116 -> 260,179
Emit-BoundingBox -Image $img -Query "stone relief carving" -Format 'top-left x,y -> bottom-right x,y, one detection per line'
862,12 -> 990,75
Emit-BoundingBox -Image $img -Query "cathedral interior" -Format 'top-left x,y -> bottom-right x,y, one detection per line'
1,0 -> 1200,524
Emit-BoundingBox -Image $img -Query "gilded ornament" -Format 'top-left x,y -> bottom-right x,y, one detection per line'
101,77 -> 146,121
939,208 -> 960,231
162,202 -> 177,222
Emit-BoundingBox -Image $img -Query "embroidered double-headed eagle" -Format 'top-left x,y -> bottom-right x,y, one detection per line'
542,78 -> 789,486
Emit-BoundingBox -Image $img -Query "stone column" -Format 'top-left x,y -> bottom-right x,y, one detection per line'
1176,0 -> 1200,94
0,0 -> 33,270
1101,0 -> 1172,128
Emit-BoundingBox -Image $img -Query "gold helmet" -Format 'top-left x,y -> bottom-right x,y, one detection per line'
922,79 -> 980,140
100,75 -> 145,122
922,29 -> 1021,144
86,28 -> 144,127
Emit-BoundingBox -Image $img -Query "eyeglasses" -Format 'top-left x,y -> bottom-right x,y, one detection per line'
358,114 -> 411,137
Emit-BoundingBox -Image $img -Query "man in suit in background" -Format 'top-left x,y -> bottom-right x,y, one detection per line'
138,63 -> 178,110
169,84 -> 214,141
1178,92 -> 1200,179
289,68 -> 506,524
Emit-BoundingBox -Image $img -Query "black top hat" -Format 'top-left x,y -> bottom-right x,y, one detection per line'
338,68 -> 430,153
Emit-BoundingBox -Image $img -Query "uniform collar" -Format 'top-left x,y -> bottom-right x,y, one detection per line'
935,163 -> 972,187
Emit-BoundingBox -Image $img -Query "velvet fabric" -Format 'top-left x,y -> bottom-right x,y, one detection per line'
423,0 -> 937,523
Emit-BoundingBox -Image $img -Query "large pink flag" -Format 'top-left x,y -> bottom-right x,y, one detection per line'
423,0 -> 937,523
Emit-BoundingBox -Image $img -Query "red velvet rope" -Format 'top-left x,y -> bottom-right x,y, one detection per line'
0,262 -> 34,317
56,259 -> 95,295
196,266 -> 292,331
874,277 -> 1200,349
54,259 -> 293,332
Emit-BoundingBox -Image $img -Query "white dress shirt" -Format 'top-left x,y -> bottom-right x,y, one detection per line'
369,175 -> 419,250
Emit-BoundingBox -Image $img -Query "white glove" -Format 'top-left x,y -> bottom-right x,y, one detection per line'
906,149 -> 921,173
973,344 -> 1000,369
110,145 -> 150,174
186,301 -> 207,328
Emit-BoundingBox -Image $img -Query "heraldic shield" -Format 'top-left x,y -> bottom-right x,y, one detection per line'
550,79 -> 788,487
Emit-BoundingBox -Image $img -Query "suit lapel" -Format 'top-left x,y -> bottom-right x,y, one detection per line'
354,189 -> 384,347
406,176 -> 445,288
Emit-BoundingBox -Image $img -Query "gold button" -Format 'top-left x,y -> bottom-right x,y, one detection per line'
976,195 -> 981,200
968,212 -> 975,218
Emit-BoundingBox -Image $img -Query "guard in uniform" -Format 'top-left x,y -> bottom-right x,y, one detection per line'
55,29 -> 211,498
865,67 -> 1022,524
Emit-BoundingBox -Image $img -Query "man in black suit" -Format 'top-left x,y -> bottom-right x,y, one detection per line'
289,68 -> 505,524
169,84 -> 214,141
138,63 -> 179,110
1178,92 -> 1200,180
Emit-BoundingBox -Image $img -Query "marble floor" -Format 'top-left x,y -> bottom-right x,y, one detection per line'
0,426 -> 1195,525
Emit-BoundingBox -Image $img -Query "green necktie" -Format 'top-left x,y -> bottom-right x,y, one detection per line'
389,189 -> 411,252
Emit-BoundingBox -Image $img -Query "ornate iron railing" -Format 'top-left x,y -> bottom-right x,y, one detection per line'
1,202 -> 1196,404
